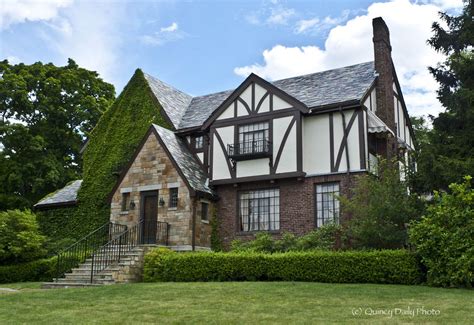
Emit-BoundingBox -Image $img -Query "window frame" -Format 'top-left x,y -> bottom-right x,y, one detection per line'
121,192 -> 130,212
194,136 -> 204,150
201,202 -> 209,221
315,182 -> 340,227
238,122 -> 270,155
237,187 -> 280,233
169,188 -> 179,208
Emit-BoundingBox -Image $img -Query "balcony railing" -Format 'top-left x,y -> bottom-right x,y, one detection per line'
228,139 -> 271,160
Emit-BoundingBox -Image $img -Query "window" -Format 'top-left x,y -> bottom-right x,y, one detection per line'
239,189 -> 279,232
201,202 -> 209,221
121,192 -> 130,211
238,122 -> 269,154
315,183 -> 340,227
195,136 -> 204,150
169,188 -> 178,208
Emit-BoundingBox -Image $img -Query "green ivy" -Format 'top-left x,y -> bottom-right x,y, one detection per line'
36,206 -> 80,253
62,69 -> 173,236
210,206 -> 222,251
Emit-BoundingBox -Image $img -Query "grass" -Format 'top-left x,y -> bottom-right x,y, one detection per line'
0,282 -> 472,324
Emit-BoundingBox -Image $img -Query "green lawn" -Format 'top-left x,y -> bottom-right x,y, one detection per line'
0,282 -> 472,324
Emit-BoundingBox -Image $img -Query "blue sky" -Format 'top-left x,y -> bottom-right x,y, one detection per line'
0,0 -> 465,117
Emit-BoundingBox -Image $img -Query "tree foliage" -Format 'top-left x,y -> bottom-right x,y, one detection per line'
0,59 -> 115,209
0,209 -> 46,264
414,2 -> 474,192
410,176 -> 474,287
341,159 -> 422,249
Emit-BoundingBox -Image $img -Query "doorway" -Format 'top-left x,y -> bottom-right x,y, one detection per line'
140,190 -> 158,244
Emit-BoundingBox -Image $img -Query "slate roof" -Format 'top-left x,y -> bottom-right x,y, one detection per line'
144,73 -> 193,129
145,61 -> 376,130
35,180 -> 82,208
153,124 -> 213,195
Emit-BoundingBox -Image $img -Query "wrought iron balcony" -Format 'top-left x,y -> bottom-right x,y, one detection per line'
227,139 -> 271,161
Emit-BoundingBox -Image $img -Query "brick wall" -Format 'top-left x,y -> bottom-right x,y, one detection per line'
215,172 -> 364,249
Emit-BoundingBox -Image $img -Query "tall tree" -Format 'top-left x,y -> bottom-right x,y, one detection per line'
417,1 -> 474,191
0,59 -> 115,209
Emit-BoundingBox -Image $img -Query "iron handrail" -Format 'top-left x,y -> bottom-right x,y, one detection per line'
55,222 -> 127,281
228,139 -> 271,157
90,220 -> 169,283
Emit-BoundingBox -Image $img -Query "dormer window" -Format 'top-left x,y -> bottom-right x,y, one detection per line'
228,122 -> 271,160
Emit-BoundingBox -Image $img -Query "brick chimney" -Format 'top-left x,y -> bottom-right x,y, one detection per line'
373,17 -> 397,158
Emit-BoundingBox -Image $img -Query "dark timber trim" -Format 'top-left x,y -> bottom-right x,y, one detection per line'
255,92 -> 269,113
237,97 -> 252,116
214,129 -> 236,179
210,171 -> 306,185
329,113 -> 335,172
212,108 -> 295,127
271,116 -> 296,174
201,73 -> 308,130
334,110 -> 358,172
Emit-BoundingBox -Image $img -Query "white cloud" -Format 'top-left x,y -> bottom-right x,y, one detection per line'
38,1 -> 127,84
140,21 -> 186,46
161,22 -> 178,32
295,12 -> 350,35
266,7 -> 295,25
234,0 -> 465,117
0,0 -> 72,30
245,1 -> 295,26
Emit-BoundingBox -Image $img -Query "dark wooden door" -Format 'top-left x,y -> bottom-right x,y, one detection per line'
141,191 -> 158,244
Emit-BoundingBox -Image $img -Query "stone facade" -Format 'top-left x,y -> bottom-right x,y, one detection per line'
215,172 -> 364,249
110,132 -> 211,248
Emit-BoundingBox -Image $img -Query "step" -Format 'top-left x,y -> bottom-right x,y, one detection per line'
41,282 -> 103,289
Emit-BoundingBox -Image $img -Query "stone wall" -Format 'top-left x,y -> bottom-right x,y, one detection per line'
110,132 -> 211,247
215,172 -> 364,249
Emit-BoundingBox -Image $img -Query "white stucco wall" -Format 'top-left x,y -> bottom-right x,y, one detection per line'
212,126 -> 234,180
236,158 -> 269,178
273,116 -> 297,173
303,114 -> 331,174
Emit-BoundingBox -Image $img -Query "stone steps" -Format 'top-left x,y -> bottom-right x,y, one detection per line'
42,246 -> 151,289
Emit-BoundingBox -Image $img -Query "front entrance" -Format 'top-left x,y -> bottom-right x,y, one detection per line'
140,190 -> 158,244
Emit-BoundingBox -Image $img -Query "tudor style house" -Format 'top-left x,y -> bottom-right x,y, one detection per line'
36,17 -> 415,250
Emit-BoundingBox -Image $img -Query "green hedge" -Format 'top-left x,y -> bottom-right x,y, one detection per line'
144,249 -> 422,285
0,257 -> 56,283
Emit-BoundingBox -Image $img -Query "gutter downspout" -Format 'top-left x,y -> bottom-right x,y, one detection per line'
192,198 -> 197,251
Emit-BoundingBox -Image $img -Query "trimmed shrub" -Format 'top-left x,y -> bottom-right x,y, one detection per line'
143,249 -> 421,285
0,257 -> 56,283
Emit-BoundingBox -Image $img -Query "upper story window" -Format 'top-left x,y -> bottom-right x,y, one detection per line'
195,136 -> 204,150
201,202 -> 209,221
228,122 -> 271,159
315,183 -> 340,227
239,188 -> 279,232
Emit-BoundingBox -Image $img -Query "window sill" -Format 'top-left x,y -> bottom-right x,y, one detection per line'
201,220 -> 209,224
168,207 -> 178,211
236,230 -> 280,236
119,211 -> 129,215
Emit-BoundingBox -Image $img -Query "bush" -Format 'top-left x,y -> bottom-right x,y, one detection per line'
230,224 -> 343,253
340,158 -> 422,249
143,249 -> 421,285
0,209 -> 46,264
0,257 -> 56,283
410,176 -> 474,287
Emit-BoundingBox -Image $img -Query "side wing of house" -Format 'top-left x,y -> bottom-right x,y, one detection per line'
303,108 -> 367,175
208,76 -> 306,184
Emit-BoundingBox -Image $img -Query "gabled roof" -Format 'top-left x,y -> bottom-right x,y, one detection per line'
152,124 -> 213,195
144,73 -> 193,129
34,180 -> 82,209
145,61 -> 376,130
